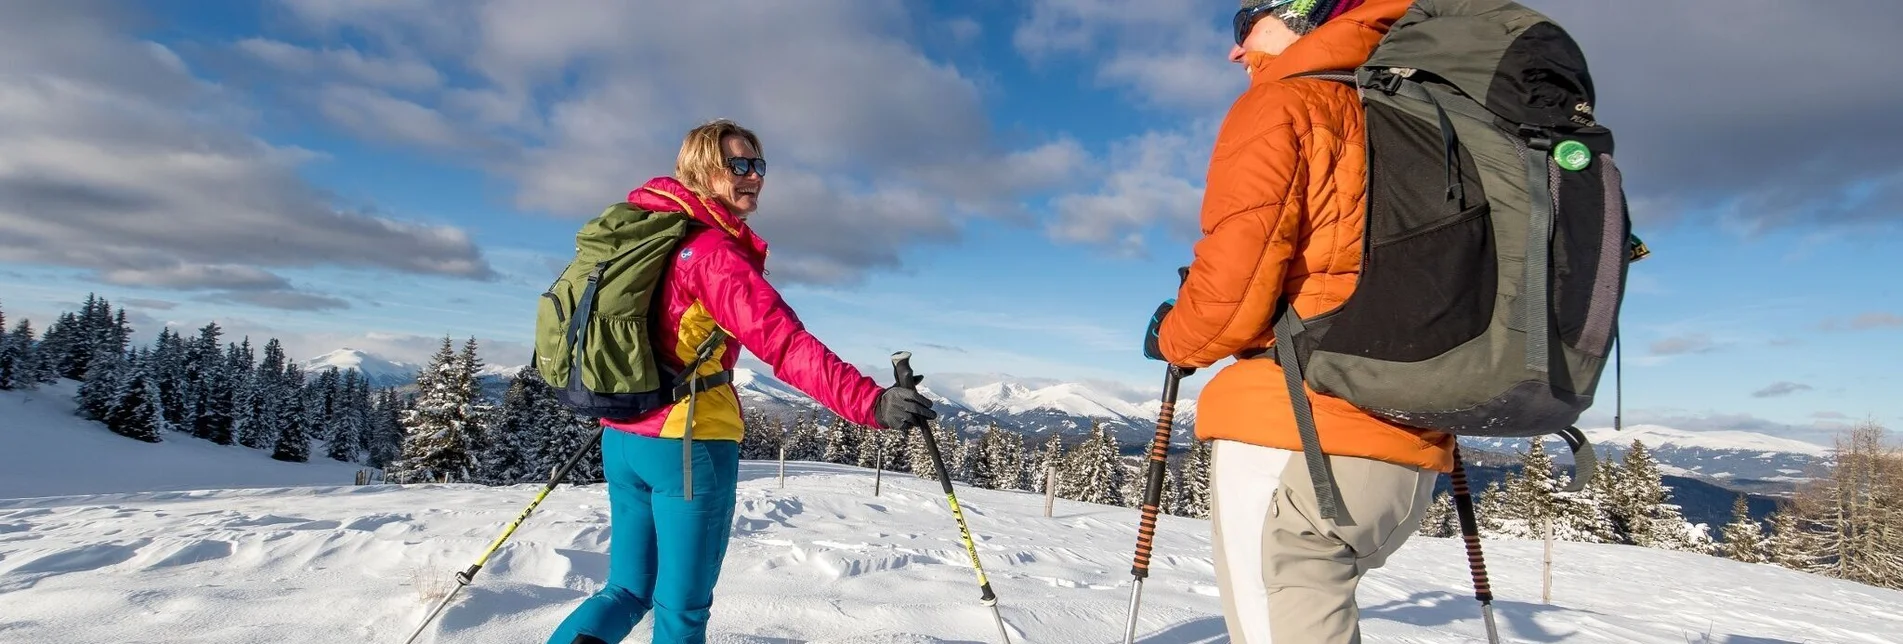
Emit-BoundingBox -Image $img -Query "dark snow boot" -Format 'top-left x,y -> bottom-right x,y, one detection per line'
570,636 -> 608,644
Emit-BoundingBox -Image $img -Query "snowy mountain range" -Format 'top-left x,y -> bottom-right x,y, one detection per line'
733,366 -> 1197,446
304,348 -> 522,390
1462,424 -> 1834,495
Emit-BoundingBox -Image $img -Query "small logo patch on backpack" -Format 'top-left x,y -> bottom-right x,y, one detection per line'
1553,140 -> 1591,171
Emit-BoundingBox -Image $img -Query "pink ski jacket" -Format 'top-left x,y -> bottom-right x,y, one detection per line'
600,176 -> 887,442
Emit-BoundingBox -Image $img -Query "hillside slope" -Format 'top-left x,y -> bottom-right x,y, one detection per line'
2,462 -> 1899,643
0,381 -> 370,500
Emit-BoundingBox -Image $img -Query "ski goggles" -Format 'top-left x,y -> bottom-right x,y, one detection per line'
724,156 -> 766,177
1233,0 -> 1301,45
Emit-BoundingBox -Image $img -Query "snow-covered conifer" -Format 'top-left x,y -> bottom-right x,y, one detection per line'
390,337 -> 476,483
1062,420 -> 1127,506
1418,491 -> 1457,538
1180,439 -> 1212,519
106,349 -> 165,442
1720,495 -> 1768,563
271,363 -> 311,462
76,349 -> 124,421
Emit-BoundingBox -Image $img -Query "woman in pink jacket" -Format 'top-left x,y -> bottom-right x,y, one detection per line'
546,119 -> 937,644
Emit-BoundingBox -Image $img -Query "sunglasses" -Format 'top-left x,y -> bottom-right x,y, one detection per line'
724,156 -> 766,177
1233,0 -> 1299,45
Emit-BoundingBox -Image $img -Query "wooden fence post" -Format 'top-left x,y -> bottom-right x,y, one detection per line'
1044,466 -> 1057,518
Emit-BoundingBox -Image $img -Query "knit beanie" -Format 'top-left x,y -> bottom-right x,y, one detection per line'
1241,0 -> 1368,35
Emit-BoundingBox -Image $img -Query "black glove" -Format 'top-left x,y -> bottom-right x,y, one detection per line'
874,377 -> 937,430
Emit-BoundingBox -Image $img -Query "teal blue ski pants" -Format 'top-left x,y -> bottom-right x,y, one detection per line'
545,428 -> 739,644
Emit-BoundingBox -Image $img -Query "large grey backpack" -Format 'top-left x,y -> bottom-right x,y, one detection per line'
1274,0 -> 1646,520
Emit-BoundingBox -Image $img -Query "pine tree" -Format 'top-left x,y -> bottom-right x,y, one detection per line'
240,339 -> 286,450
187,323 -> 229,442
482,366 -> 542,485
1782,421 -> 1903,588
1764,505 -> 1816,571
1062,420 -> 1127,506
1476,479 -> 1511,536
216,339 -> 252,446
1027,434 -> 1066,494
981,425 -> 1026,491
1418,491 -> 1457,538
740,407 -> 782,460
967,425 -> 1000,489
1720,495 -> 1769,563
854,423 -> 886,471
271,363 -> 311,462
949,433 -> 976,484
1161,458 -> 1185,516
0,317 -> 39,391
453,337 -> 497,480
366,388 -> 406,468
1492,439 -> 1560,539
1614,440 -> 1709,552
823,417 -> 859,465
76,349 -> 125,421
151,327 -> 192,433
106,349 -> 164,442
389,338 -> 480,483
326,369 -> 363,462
908,419 -> 944,481
1180,438 -> 1213,519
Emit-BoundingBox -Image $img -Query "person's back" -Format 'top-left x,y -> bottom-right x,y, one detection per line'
1146,0 -> 1452,642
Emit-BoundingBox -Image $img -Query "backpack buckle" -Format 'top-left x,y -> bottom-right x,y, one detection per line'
1366,68 -> 1405,95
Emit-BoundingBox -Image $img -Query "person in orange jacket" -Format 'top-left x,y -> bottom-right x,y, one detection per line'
1143,1 -> 1457,642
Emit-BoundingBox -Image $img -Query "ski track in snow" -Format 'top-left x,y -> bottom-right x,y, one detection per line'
2,461 -> 1901,643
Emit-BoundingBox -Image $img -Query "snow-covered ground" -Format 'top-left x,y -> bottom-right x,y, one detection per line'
0,380 -> 369,499
3,460 -> 1901,643
4,384 -> 1901,643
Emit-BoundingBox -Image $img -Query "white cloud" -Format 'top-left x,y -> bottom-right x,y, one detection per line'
253,0 -> 1089,286
234,38 -> 443,90
1046,122 -> 1218,254
0,2 -> 493,304
1014,0 -> 1243,111
316,85 -> 465,149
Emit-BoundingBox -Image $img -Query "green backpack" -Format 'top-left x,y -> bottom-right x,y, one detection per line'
1271,0 -> 1649,519
533,202 -> 729,419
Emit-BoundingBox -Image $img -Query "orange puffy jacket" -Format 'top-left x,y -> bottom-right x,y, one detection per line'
1156,0 -> 1455,474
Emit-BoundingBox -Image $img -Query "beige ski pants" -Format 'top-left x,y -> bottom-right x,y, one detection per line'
1210,439 -> 1439,643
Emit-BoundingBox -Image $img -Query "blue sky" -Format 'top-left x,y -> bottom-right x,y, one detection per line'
1,0 -> 1899,446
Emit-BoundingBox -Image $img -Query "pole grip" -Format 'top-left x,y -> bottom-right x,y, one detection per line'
1450,448 -> 1494,603
1129,365 -> 1186,578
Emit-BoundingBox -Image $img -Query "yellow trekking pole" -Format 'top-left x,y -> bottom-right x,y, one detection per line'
399,330 -> 726,644
892,351 -> 1011,643
399,422 -> 604,644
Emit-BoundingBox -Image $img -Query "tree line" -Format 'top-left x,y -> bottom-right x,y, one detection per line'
10,295 -> 1896,591
1422,423 -> 1903,590
734,409 -> 1217,520
2,294 -> 407,465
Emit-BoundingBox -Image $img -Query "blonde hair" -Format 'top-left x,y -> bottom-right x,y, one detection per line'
675,118 -> 763,197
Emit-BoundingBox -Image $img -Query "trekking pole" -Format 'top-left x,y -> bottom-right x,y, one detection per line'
1122,363 -> 1193,644
1449,446 -> 1500,644
892,351 -> 1012,643
400,423 -> 606,644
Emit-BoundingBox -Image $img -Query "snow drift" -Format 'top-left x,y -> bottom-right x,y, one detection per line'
3,461 -> 1901,643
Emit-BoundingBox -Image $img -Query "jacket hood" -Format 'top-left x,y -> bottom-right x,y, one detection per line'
1244,0 -> 1411,81
627,176 -> 770,264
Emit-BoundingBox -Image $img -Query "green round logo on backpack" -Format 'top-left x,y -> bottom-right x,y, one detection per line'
1553,140 -> 1591,171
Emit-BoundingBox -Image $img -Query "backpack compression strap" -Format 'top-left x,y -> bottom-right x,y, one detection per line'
1272,300 -> 1344,521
